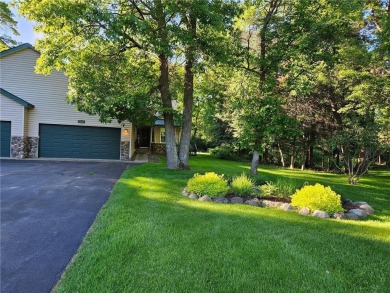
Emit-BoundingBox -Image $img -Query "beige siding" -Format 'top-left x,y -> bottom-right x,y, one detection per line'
0,94 -> 25,136
152,126 -> 181,143
0,48 -> 132,140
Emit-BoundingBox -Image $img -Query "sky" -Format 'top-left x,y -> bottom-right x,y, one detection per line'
5,1 -> 37,45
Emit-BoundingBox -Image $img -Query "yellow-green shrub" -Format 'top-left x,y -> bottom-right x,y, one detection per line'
291,184 -> 343,214
231,173 -> 254,196
187,172 -> 229,198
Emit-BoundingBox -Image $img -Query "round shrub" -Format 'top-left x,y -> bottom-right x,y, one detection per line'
291,184 -> 343,214
231,173 -> 254,197
187,172 -> 229,198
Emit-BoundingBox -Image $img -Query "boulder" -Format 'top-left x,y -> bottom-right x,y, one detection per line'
357,204 -> 374,215
345,212 -> 359,220
189,193 -> 199,200
230,197 -> 244,204
280,203 -> 296,211
299,207 -> 311,215
182,187 -> 189,197
262,200 -> 282,207
353,201 -> 368,206
214,196 -> 228,204
245,198 -> 261,206
312,210 -> 330,219
348,209 -> 367,218
332,212 -> 346,220
199,195 -> 212,202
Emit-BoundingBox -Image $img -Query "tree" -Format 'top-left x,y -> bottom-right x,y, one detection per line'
0,1 -> 19,50
17,0 -> 239,170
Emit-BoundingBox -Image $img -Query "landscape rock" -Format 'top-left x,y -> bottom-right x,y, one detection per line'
342,199 -> 354,205
349,209 -> 368,218
199,195 -> 212,202
230,197 -> 244,204
356,204 -> 374,215
353,201 -> 368,206
189,193 -> 199,200
182,187 -> 189,197
214,196 -> 228,204
262,200 -> 283,207
245,198 -> 261,206
345,212 -> 359,220
299,207 -> 311,215
312,210 -> 330,219
332,212 -> 346,220
280,203 -> 296,211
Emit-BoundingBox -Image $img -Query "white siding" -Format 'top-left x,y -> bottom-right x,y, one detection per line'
0,94 -> 25,136
0,48 -> 132,140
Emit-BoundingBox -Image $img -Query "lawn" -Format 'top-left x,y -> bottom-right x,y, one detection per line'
55,155 -> 390,292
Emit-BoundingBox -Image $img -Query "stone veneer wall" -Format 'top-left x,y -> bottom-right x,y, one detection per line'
10,136 -> 39,158
11,136 -> 25,158
151,143 -> 166,155
26,137 -> 39,158
121,141 -> 130,160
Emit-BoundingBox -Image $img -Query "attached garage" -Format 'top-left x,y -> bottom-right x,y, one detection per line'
39,124 -> 121,160
0,121 -> 11,157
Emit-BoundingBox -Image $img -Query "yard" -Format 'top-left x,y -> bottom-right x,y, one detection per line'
55,155 -> 390,292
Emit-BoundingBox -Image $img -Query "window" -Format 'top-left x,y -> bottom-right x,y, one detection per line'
160,128 -> 166,143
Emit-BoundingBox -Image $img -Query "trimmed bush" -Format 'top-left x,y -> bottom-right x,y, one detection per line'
187,172 -> 229,198
291,184 -> 343,214
260,181 -> 277,197
231,173 -> 254,197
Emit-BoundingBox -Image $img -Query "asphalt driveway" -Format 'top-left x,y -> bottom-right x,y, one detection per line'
0,160 -> 135,293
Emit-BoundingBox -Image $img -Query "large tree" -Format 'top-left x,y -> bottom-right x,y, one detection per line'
0,1 -> 19,50
17,0 -> 239,169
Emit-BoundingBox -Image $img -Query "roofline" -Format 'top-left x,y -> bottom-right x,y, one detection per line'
0,43 -> 38,58
0,88 -> 35,109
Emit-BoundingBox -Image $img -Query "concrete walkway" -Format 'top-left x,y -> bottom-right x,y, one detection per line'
0,160 -> 137,293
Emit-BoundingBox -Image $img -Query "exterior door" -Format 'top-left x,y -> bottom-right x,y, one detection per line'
137,127 -> 150,148
0,121 -> 11,157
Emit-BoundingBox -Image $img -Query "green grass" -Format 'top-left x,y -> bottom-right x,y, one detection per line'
55,155 -> 390,292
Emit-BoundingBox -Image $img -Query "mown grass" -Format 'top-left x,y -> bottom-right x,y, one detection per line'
55,154 -> 390,292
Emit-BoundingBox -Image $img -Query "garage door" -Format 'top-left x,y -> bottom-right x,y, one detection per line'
39,124 -> 121,160
0,121 -> 11,157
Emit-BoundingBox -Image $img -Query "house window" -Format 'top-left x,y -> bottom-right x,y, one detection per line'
160,128 -> 166,143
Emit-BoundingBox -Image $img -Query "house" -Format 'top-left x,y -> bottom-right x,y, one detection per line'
0,43 -> 180,160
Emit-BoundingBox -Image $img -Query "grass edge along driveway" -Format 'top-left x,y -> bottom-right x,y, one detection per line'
55,155 -> 390,292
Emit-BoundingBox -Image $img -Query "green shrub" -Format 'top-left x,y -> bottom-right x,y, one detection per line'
187,172 -> 229,198
231,173 -> 254,197
260,181 -> 277,197
274,178 -> 301,198
291,184 -> 343,214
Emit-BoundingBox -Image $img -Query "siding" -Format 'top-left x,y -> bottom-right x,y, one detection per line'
0,94 -> 25,136
0,48 -> 132,141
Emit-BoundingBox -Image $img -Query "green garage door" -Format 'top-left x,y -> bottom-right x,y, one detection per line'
39,124 -> 121,160
1,121 -> 11,157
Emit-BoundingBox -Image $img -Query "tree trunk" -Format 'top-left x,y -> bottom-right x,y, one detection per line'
251,150 -> 260,175
178,15 -> 196,170
262,148 -> 269,165
290,146 -> 295,169
301,149 -> 306,170
278,143 -> 285,167
159,54 -> 179,169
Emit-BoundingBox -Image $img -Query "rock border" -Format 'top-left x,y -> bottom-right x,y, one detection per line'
182,187 -> 373,220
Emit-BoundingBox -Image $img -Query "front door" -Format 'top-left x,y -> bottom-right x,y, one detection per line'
137,127 -> 150,148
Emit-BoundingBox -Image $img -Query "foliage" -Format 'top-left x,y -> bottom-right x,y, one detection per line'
209,144 -> 240,161
231,173 -> 254,197
187,172 -> 229,198
260,181 -> 277,197
0,1 -> 19,50
274,178 -> 302,198
291,184 -> 343,214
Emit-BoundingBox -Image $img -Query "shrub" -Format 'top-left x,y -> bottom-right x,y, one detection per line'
187,172 -> 229,198
291,184 -> 343,214
231,173 -> 254,197
274,178 -> 301,198
260,181 -> 277,197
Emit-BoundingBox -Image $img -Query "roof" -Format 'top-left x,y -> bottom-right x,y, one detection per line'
0,88 -> 35,109
0,43 -> 37,58
154,118 -> 181,127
